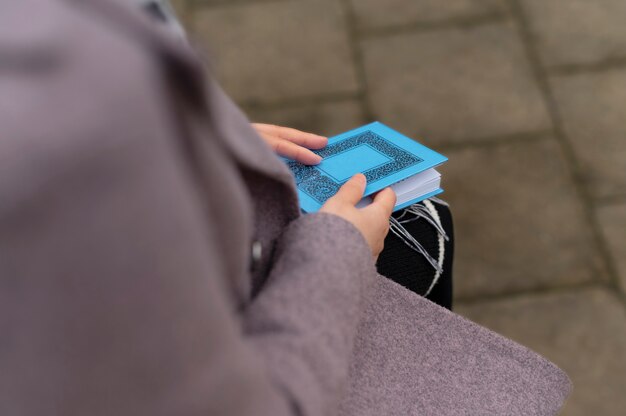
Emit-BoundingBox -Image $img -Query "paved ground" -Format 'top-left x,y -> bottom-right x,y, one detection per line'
174,1 -> 626,414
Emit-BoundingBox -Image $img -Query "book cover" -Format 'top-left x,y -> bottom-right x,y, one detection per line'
286,122 -> 448,213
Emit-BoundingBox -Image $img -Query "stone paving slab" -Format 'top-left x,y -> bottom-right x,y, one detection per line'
520,0 -> 626,68
551,70 -> 626,199
349,0 -> 506,30
457,288 -> 626,416
185,0 -> 626,410
361,23 -> 550,146
170,0 -> 186,14
245,100 -> 365,137
192,0 -> 359,105
441,138 -> 605,299
596,202 -> 626,293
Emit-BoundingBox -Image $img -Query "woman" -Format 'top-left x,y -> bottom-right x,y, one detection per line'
0,0 -> 570,414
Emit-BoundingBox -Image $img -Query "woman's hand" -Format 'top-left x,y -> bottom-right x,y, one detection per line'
252,123 -> 328,165
321,174 -> 396,259
253,124 -> 395,258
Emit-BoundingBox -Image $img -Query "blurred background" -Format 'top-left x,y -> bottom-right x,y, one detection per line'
171,0 -> 626,414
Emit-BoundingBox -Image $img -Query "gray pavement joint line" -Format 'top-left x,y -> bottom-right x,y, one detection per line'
437,129 -> 553,152
339,0 -> 375,124
593,194 -> 626,208
188,0 -> 289,10
549,56 -> 626,76
454,280 -> 606,307
239,91 -> 361,111
170,0 -> 191,27
358,11 -> 509,40
186,0 -> 202,37
507,0 -> 626,310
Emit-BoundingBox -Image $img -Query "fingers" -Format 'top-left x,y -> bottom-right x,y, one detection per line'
268,135 -> 322,165
253,123 -> 328,149
369,187 -> 396,217
329,174 -> 367,206
277,126 -> 328,149
253,123 -> 328,165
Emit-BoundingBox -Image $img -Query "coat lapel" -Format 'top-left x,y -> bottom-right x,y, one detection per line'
204,77 -> 297,187
74,0 -> 296,189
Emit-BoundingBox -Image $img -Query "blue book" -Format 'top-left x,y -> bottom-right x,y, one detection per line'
286,122 -> 448,213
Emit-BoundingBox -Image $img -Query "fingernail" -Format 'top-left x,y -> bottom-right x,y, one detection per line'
353,173 -> 366,183
313,154 -> 323,163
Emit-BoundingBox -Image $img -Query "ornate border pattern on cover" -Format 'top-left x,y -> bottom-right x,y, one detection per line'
288,130 -> 423,203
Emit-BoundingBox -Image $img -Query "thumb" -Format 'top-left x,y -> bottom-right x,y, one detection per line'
329,174 -> 367,206
369,187 -> 396,217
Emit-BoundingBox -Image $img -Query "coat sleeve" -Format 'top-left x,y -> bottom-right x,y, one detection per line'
0,2 -> 376,415
243,213 -> 377,416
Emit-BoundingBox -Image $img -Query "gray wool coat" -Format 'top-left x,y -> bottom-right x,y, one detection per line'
0,0 -> 572,415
